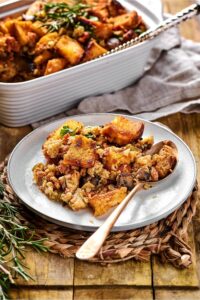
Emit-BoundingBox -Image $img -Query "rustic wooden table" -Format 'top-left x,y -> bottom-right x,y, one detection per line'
0,0 -> 200,299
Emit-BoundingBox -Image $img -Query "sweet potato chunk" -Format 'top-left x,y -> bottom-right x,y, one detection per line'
44,58 -> 67,75
82,39 -> 107,62
64,136 -> 96,168
89,187 -> 127,216
56,35 -> 84,65
102,116 -> 144,145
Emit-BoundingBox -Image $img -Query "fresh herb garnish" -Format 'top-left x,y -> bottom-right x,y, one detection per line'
85,132 -> 95,139
134,28 -> 143,35
0,179 -> 48,300
60,125 -> 77,137
35,2 -> 90,32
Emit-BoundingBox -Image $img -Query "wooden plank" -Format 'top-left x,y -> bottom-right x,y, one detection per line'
74,287 -> 153,300
9,288 -> 73,300
158,114 -> 200,184
0,125 -> 32,162
154,115 -> 200,288
15,251 -> 74,286
152,224 -> 199,287
74,260 -> 152,286
155,289 -> 200,300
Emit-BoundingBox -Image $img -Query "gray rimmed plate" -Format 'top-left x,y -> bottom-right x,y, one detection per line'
7,113 -> 196,231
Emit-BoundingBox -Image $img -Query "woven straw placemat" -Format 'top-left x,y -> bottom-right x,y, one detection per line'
0,157 -> 198,268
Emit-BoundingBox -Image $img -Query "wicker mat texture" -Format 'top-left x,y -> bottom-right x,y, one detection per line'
0,157 -> 198,268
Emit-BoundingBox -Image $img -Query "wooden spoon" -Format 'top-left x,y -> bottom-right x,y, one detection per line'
76,140 -> 178,260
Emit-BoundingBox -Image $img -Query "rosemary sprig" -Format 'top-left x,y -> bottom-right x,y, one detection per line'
35,2 -> 90,32
0,179 -> 49,300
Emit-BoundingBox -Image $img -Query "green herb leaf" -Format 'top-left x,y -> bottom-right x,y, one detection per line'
134,28 -> 143,35
60,125 -> 77,137
36,2 -> 91,32
85,132 -> 95,139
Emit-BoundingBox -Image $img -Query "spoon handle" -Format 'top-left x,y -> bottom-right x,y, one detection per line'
76,183 -> 143,260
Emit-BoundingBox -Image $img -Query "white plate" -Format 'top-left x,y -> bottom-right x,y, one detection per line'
8,113 -> 196,231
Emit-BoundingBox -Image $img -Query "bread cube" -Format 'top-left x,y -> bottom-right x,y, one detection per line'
109,11 -> 140,30
48,120 -> 83,140
102,116 -> 144,145
89,187 -> 127,216
64,136 -> 96,168
35,32 -> 59,54
44,58 -> 67,75
103,146 -> 132,170
34,50 -> 53,65
56,35 -> 84,65
82,39 -> 107,62
43,120 -> 83,158
14,21 -> 37,46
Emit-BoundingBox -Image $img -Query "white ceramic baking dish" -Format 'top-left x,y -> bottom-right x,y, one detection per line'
0,0 -> 161,127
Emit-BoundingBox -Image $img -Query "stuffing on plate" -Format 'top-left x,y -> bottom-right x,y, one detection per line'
33,116 -> 177,216
0,0 -> 147,82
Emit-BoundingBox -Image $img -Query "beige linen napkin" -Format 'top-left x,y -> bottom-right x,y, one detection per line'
77,28 -> 200,121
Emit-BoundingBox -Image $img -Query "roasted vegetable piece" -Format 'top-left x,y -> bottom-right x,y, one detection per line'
44,58 -> 67,75
64,135 -> 97,168
102,116 -> 144,145
89,187 -> 127,216
56,35 -> 84,65
109,11 -> 140,29
83,39 -> 107,62
35,32 -> 59,54
107,0 -> 126,17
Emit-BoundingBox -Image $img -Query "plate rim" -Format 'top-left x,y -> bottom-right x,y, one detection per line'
7,113 -> 197,231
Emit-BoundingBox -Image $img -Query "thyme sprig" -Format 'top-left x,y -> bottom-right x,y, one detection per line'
35,2 -> 90,32
0,179 -> 48,300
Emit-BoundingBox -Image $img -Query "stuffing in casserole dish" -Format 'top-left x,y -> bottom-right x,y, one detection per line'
33,116 -> 177,216
0,0 -> 147,82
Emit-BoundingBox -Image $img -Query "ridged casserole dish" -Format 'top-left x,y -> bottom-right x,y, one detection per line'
0,0 -> 161,126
